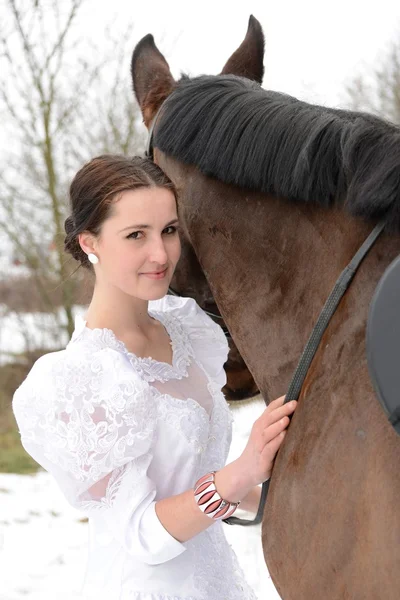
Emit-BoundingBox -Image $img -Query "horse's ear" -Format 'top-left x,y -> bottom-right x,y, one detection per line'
220,15 -> 265,84
131,34 -> 176,127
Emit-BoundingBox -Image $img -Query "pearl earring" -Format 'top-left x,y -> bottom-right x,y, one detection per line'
88,253 -> 99,265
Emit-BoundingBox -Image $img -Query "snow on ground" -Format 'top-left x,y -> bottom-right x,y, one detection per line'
0,398 -> 281,600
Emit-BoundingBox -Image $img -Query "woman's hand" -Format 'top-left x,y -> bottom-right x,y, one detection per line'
237,396 -> 297,487
214,396 -> 297,503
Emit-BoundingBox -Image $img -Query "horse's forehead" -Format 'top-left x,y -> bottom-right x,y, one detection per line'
159,156 -> 224,202
157,151 -> 193,181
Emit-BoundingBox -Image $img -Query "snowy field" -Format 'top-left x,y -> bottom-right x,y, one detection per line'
0,399 -> 281,600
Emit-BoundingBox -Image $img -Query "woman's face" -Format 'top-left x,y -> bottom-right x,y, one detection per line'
89,186 -> 181,301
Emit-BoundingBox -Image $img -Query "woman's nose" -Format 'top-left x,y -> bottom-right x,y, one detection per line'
149,238 -> 168,264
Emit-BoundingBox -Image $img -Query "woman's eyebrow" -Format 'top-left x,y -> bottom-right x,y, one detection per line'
118,218 -> 179,233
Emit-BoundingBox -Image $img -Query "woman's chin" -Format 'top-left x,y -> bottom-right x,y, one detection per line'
147,290 -> 169,301
141,283 -> 171,302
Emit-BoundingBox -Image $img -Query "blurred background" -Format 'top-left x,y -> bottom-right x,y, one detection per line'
0,0 -> 400,598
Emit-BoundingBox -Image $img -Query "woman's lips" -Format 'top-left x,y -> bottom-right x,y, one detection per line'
141,268 -> 168,280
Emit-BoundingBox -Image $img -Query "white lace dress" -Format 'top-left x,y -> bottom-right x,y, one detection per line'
12,295 -> 257,600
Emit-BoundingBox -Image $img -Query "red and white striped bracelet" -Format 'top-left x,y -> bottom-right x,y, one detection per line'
193,471 -> 241,520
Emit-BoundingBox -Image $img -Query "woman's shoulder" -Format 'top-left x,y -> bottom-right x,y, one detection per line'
12,343 -> 147,411
12,349 -> 68,413
23,342 -> 129,378
18,349 -> 69,390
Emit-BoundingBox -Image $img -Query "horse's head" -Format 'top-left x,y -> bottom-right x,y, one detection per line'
131,16 -> 264,401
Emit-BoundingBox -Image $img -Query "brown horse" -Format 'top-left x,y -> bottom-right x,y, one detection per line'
131,15 -> 400,600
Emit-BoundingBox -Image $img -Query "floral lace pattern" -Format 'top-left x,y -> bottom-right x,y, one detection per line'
189,525 -> 258,600
14,348 -> 157,491
70,308 -> 195,384
155,394 -> 210,456
197,381 -> 233,477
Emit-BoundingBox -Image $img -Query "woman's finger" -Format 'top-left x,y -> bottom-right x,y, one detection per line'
266,395 -> 286,409
260,401 -> 297,426
261,430 -> 287,460
261,416 -> 290,444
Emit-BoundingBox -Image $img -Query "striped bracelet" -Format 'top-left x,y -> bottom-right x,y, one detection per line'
193,471 -> 241,520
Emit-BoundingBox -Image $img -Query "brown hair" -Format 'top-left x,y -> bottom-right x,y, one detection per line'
64,155 -> 177,268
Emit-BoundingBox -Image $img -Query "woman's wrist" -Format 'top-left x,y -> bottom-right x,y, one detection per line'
214,459 -> 253,504
239,485 -> 262,514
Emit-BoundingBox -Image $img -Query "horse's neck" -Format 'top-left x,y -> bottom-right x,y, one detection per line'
190,186 -> 400,401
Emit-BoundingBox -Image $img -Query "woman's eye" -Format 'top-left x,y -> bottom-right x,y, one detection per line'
127,226 -> 178,240
127,231 -> 143,240
163,226 -> 178,235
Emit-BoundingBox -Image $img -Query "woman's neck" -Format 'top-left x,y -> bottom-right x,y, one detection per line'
85,282 -> 155,337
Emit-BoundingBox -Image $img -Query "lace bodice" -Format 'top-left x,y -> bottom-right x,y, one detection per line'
70,301 -> 195,384
12,295 -> 257,600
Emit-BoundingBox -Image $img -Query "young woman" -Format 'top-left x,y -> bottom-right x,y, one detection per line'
13,155 -> 296,600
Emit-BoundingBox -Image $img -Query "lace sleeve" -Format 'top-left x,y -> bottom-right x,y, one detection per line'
12,347 -> 186,565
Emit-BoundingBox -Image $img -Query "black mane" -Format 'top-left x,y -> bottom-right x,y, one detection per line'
154,75 -> 400,228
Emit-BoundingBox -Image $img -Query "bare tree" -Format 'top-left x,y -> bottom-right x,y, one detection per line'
344,34 -> 400,124
0,0 -> 145,342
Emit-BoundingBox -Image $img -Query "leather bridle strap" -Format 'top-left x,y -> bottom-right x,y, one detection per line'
225,220 -> 386,526
285,221 -> 386,402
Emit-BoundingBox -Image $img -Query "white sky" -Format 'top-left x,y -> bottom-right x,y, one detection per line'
82,0 -> 400,107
